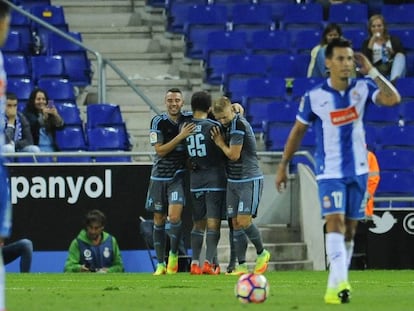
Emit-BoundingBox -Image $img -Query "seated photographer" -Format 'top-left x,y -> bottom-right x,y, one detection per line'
64,209 -> 124,273
22,89 -> 64,152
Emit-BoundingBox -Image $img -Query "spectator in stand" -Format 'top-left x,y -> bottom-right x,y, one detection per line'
2,239 -> 33,273
3,92 -> 40,157
361,14 -> 406,84
22,89 -> 64,152
64,209 -> 124,273
307,23 -> 343,78
366,149 -> 380,218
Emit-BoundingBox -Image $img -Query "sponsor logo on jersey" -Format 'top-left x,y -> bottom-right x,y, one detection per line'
150,131 -> 157,144
330,106 -> 358,126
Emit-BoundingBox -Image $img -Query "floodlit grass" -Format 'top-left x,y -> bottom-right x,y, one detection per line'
6,270 -> 414,311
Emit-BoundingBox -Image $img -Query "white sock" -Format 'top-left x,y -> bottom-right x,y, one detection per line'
345,240 -> 354,268
325,232 -> 347,289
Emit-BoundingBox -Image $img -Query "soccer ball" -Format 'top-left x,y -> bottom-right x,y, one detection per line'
234,273 -> 270,304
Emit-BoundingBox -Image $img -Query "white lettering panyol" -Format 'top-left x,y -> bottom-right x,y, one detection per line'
10,169 -> 112,204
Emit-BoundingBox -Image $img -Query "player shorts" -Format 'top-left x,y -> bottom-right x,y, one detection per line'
191,190 -> 226,221
226,178 -> 263,219
317,174 -> 368,220
145,173 -> 185,214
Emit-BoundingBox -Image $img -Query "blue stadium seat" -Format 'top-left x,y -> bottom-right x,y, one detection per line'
86,103 -> 124,129
203,30 -> 247,84
364,124 -> 380,150
258,0 -> 290,21
381,4 -> 414,30
280,3 -> 324,35
343,29 -> 368,50
2,31 -> 25,54
37,78 -> 76,103
87,126 -> 131,151
265,124 -> 291,151
10,10 -> 32,54
364,104 -> 401,125
165,1 -> 206,34
7,77 -> 34,103
30,5 -> 69,54
268,54 -> 310,79
243,77 -> 287,107
267,101 -> 298,124
375,148 -> 414,172
230,3 -> 275,36
48,32 -> 92,87
395,78 -> 414,102
183,4 -> 228,38
3,53 -> 30,78
389,29 -> 414,51
222,75 -> 252,103
18,0 -> 51,9
376,171 -> 414,196
222,54 -> 267,88
328,3 -> 368,31
55,102 -> 82,125
55,125 -> 87,151
185,25 -> 227,60
249,30 -> 292,55
290,77 -> 324,100
292,29 -> 322,54
378,124 -> 414,148
245,101 -> 282,134
30,55 -> 66,83
400,101 -> 414,124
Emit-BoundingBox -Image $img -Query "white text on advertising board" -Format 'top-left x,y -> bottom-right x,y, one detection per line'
10,169 -> 112,204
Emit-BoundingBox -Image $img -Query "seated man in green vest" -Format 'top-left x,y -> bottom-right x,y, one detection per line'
64,209 -> 124,273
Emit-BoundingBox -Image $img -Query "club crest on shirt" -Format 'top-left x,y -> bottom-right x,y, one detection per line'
330,106 -> 358,126
323,196 -> 331,209
351,89 -> 362,102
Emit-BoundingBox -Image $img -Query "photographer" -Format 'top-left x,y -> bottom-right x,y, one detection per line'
64,209 -> 124,273
22,88 -> 64,152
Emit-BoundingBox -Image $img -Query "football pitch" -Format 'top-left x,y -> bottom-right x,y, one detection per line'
6,270 -> 413,311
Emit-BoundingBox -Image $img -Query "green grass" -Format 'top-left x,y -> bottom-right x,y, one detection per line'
6,270 -> 414,311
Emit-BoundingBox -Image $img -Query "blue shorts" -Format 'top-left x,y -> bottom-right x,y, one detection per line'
145,173 -> 185,214
226,178 -> 263,218
317,174 -> 368,220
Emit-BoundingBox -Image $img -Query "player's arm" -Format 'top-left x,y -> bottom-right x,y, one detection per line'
354,52 -> 401,106
154,123 -> 196,157
275,120 -> 308,192
210,126 -> 242,161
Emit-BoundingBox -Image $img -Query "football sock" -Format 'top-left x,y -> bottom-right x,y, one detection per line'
233,229 -> 248,265
228,222 -> 236,266
190,229 -> 204,262
243,223 -> 264,254
345,240 -> 354,268
167,220 -> 182,254
153,223 -> 166,264
205,229 -> 220,263
326,232 -> 348,289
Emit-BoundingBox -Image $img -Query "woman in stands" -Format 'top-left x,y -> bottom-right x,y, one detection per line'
23,88 -> 64,152
307,23 -> 342,78
361,14 -> 406,84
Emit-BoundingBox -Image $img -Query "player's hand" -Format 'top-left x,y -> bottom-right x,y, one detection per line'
210,126 -> 225,148
178,122 -> 196,140
354,52 -> 373,75
275,163 -> 288,193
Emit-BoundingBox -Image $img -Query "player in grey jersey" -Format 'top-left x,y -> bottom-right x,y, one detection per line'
184,91 -> 226,275
146,88 -> 195,275
210,96 -> 270,275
